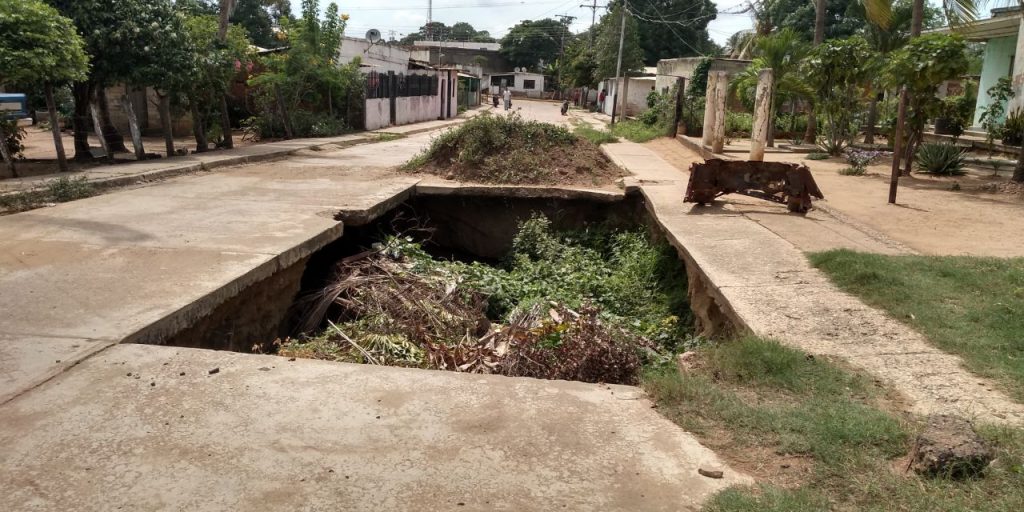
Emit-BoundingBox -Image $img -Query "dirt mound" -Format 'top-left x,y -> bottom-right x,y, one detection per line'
407,112 -> 625,186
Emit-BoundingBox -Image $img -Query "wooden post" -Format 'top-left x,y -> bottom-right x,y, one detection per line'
0,122 -> 15,177
45,83 -> 70,172
121,94 -> 146,160
749,68 -> 773,161
89,102 -> 113,162
620,74 -> 630,119
158,92 -> 175,157
670,77 -> 686,138
888,86 -> 908,203
701,71 -> 720,146
711,72 -> 727,154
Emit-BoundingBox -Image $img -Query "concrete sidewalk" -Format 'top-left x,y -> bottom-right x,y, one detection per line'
602,140 -> 1024,425
0,114 -> 476,196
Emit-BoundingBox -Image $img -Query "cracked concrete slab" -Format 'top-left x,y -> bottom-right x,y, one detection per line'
0,344 -> 750,511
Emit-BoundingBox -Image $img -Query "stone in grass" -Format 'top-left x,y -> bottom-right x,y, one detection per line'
910,414 -> 993,479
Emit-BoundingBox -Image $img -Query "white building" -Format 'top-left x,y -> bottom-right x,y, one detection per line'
485,71 -> 546,98
337,36 -> 460,130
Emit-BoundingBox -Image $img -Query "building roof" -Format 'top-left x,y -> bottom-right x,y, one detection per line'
927,11 -> 1021,41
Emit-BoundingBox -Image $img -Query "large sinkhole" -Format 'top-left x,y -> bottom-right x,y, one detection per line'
161,194 -> 709,385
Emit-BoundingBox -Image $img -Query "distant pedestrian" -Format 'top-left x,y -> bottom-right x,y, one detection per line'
598,88 -> 607,112
492,89 -> 499,108
503,88 -> 512,111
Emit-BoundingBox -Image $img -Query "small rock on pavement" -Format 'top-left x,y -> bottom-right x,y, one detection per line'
911,414 -> 993,479
698,466 -> 724,479
208,367 -> 220,375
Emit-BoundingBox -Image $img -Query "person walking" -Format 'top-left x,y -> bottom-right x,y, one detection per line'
503,88 -> 512,111
598,88 -> 607,112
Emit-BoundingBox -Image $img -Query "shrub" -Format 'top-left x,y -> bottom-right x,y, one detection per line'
806,152 -> 830,160
1,119 -> 26,160
915,142 -> 966,175
842,148 -> 884,176
725,112 -> 753,137
1001,108 -> 1024,146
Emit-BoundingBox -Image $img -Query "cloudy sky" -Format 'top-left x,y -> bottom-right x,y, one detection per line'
290,1 -> 756,48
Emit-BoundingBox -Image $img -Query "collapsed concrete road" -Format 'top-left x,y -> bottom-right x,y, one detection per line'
0,112 -> 749,510
0,344 -> 747,511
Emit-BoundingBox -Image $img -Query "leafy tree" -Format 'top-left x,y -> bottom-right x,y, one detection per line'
560,36 -> 599,88
626,0 -> 719,62
398,21 -> 494,45
884,33 -> 968,171
594,5 -> 644,81
247,0 -> 363,138
804,37 -> 876,154
230,0 -> 276,48
729,29 -> 812,146
49,0 -> 194,159
500,18 -> 573,71
0,0 -> 89,174
180,14 -> 252,151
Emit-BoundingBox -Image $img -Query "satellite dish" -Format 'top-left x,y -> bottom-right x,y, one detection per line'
365,29 -> 382,44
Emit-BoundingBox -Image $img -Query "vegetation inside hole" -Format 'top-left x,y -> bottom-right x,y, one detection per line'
280,214 -> 694,383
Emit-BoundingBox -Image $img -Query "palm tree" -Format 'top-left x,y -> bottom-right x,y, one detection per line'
730,29 -> 812,146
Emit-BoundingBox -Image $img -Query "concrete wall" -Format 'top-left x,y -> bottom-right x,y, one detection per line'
486,73 -> 545,98
655,58 -> 750,94
975,35 -> 1016,126
339,37 -> 412,73
103,84 -> 192,136
413,46 -> 510,75
600,77 -> 656,117
364,70 -> 460,129
365,98 -> 390,130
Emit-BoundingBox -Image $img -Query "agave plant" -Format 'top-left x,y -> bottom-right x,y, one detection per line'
915,142 -> 967,175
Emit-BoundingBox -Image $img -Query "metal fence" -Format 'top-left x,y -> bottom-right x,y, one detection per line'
366,71 -> 439,99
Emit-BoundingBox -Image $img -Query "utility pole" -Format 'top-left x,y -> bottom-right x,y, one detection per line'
580,0 -> 598,42
610,5 -> 626,126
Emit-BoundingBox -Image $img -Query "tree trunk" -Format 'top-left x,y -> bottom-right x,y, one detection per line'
45,83 -> 70,173
220,94 -> 233,149
274,85 -> 294,139
89,102 -> 113,162
191,102 -> 209,153
71,82 -> 94,161
121,94 -> 146,160
814,0 -> 826,45
158,92 -> 175,157
864,94 -> 879,144
96,87 -> 128,152
0,122 -> 16,178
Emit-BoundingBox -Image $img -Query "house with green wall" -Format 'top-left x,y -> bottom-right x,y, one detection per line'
933,7 -> 1024,127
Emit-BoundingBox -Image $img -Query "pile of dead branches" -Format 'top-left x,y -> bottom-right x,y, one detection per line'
286,248 -> 653,384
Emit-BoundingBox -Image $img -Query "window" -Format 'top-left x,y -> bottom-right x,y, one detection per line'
523,79 -> 536,90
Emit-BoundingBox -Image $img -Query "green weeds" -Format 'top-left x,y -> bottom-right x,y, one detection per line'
644,335 -> 1024,511
573,124 -> 618,145
809,250 -> 1024,400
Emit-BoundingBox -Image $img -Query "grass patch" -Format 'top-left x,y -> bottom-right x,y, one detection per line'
809,249 -> 1024,401
839,166 -> 866,176
404,112 -> 623,186
806,152 -> 830,160
0,176 -> 96,213
372,132 -> 403,143
573,124 -> 618,145
610,119 -> 664,143
644,336 -> 1024,511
